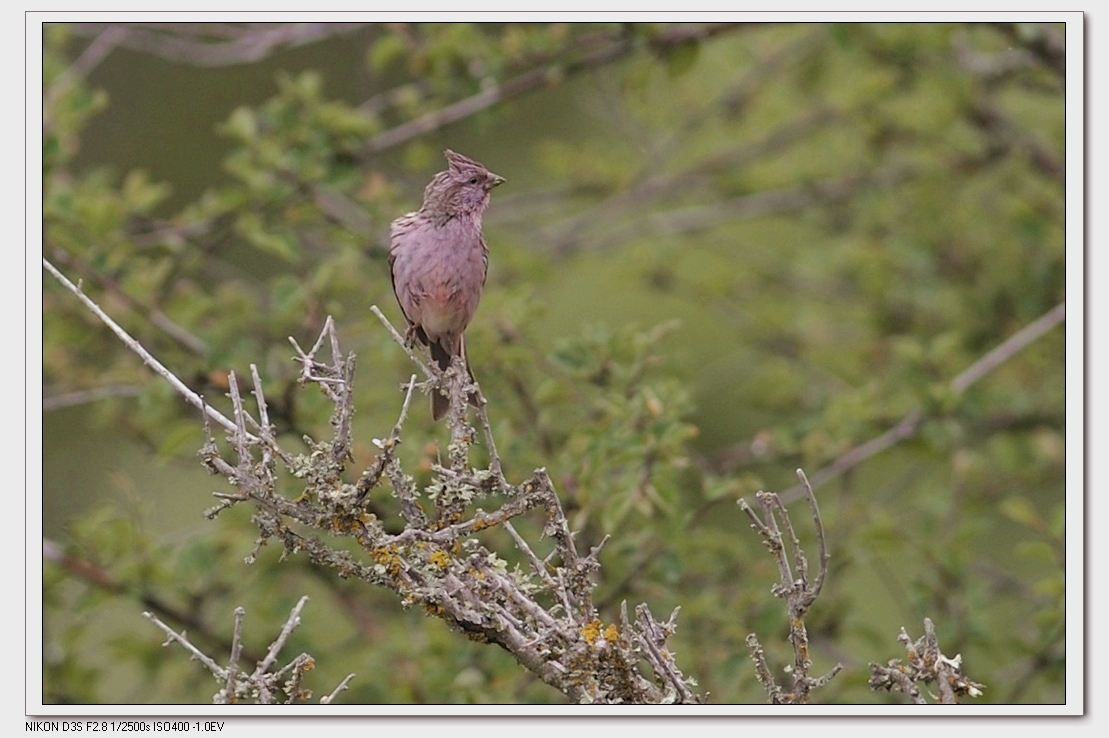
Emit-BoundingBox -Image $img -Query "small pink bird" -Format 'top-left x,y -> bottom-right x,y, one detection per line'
388,150 -> 505,419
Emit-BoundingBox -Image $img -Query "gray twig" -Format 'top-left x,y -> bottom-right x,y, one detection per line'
739,469 -> 842,703
869,618 -> 985,704
320,673 -> 356,705
146,597 -> 336,705
43,258 -> 252,441
253,596 -> 309,679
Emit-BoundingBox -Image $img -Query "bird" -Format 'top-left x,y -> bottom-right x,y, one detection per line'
388,149 -> 505,420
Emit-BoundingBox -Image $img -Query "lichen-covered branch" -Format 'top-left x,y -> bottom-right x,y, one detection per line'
45,257 -> 701,704
277,312 -> 699,702
869,618 -> 985,704
739,470 -> 842,704
200,311 -> 701,703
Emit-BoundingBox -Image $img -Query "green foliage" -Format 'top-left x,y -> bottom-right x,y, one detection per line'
42,22 -> 1067,705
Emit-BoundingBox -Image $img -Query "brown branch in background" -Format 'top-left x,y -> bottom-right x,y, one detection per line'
951,30 -> 1039,81
358,79 -> 433,117
532,105 -> 846,255
583,166 -> 912,253
950,302 -> 1066,392
991,22 -> 1066,77
43,24 -> 127,132
363,23 -> 747,155
65,22 -> 368,66
43,384 -> 144,412
964,98 -> 1065,183
778,300 -> 1065,503
43,539 -> 263,665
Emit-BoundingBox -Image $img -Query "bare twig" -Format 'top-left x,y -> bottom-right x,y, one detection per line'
369,304 -> 432,379
354,373 -> 419,514
320,673 -> 356,705
869,618 -> 985,704
43,258 -> 251,440
45,244 -> 210,357
143,611 -> 226,675
739,470 -> 842,704
253,596 -> 309,679
145,597 -> 342,705
226,607 -> 245,699
43,25 -> 127,131
249,363 -> 294,468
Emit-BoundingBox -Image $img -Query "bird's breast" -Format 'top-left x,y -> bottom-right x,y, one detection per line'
395,223 -> 487,337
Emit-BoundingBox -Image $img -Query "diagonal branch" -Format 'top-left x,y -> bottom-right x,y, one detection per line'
363,23 -> 746,155
43,24 -> 128,132
781,300 -> 1065,502
43,257 -> 251,440
66,22 -> 367,67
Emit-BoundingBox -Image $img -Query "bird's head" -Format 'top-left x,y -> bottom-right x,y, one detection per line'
421,149 -> 505,219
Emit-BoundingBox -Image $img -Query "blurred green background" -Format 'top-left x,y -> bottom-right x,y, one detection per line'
41,22 -> 1067,704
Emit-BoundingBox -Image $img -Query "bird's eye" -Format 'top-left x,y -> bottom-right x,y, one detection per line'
469,176 -> 479,184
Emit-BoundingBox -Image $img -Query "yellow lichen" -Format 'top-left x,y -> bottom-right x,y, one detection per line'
580,618 -> 603,644
429,550 -> 451,569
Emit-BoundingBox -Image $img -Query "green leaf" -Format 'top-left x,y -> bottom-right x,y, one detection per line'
222,106 -> 259,142
369,34 -> 408,73
1000,496 -> 1041,530
663,39 -> 700,78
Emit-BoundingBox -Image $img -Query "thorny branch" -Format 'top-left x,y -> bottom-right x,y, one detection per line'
739,470 -> 842,704
869,618 -> 985,704
144,597 -> 354,704
208,310 -> 702,703
46,257 -> 702,703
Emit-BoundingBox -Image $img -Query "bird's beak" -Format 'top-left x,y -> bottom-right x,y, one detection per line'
487,173 -> 506,190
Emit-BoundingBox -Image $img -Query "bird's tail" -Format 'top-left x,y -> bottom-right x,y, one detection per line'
430,335 -> 479,420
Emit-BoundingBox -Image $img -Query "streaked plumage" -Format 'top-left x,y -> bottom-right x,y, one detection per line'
388,150 -> 505,419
